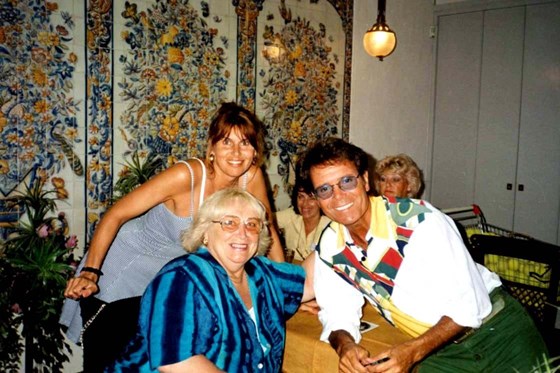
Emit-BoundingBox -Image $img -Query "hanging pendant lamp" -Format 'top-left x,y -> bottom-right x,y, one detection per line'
363,0 -> 397,61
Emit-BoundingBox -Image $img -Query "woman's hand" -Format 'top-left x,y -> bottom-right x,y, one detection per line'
298,299 -> 320,314
64,273 -> 99,300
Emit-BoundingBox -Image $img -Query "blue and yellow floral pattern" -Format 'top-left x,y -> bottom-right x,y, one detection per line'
260,0 -> 348,189
235,0 -> 265,108
117,0 -> 229,164
1,0 -> 352,246
86,0 -> 114,238
0,0 -> 81,197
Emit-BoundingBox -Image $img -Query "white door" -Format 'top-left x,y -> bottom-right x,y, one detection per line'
431,11 -> 483,209
474,7 -> 524,231
513,2 -> 560,243
431,2 -> 560,244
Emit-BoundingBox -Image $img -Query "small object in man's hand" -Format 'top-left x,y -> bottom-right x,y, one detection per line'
365,356 -> 390,366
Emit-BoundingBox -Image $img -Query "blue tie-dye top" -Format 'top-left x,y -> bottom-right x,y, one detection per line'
107,248 -> 305,373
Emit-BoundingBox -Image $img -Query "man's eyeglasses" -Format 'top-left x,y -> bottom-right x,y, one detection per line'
212,215 -> 263,234
313,175 -> 360,200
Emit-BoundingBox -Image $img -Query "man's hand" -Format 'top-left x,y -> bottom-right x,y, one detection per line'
363,316 -> 468,372
329,330 -> 372,373
363,343 -> 417,372
338,341 -> 374,373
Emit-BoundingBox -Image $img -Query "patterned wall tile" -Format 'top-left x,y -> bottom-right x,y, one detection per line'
1,0 -> 352,248
0,0 -> 85,242
256,0 -> 352,208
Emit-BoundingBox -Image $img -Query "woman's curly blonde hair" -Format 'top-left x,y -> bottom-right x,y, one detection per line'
181,188 -> 271,256
374,154 -> 423,198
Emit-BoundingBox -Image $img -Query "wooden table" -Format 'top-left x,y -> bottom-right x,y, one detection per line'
282,304 -> 412,372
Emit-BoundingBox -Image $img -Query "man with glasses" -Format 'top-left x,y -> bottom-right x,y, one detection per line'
300,137 -> 547,373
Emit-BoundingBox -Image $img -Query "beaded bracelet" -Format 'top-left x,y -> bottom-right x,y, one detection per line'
81,266 -> 103,277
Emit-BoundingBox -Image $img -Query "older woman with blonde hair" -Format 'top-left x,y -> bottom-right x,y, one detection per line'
109,188 -> 313,372
374,153 -> 423,198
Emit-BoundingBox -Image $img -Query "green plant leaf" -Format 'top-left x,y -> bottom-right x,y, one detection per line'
0,180 -> 76,370
112,151 -> 163,203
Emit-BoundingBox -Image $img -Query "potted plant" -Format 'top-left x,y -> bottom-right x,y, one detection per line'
0,180 -> 78,372
112,151 -> 163,203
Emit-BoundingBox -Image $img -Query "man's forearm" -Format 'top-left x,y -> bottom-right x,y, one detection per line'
405,316 -> 468,364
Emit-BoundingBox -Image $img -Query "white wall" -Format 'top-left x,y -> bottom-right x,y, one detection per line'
62,337 -> 82,372
350,0 -> 435,198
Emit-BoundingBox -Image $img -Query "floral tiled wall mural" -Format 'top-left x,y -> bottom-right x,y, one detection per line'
258,0 -> 350,204
115,0 -> 230,161
0,0 -> 352,249
0,0 -> 86,244
86,0 -> 113,238
0,1 -> 82,196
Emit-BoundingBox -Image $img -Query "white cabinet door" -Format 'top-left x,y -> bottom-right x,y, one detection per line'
431,12 -> 483,209
474,7 -> 524,231
431,2 -> 560,244
514,3 -> 560,243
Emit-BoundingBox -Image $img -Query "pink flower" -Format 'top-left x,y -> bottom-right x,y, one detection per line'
36,224 -> 49,238
69,260 -> 79,270
65,235 -> 78,249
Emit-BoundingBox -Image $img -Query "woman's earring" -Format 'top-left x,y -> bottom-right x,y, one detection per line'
209,154 -> 215,163
203,236 -> 208,246
252,156 -> 257,165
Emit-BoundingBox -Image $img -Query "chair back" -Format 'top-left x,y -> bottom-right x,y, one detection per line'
470,234 -> 559,355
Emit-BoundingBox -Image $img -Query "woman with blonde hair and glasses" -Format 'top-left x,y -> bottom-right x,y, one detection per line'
109,188 -> 313,372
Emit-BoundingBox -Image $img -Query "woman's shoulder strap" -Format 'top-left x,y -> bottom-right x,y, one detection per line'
192,158 -> 206,205
175,158 -> 206,216
241,170 -> 249,190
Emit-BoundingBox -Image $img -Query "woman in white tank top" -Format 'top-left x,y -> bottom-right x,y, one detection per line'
61,102 -> 285,372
